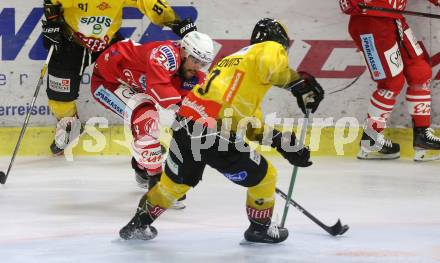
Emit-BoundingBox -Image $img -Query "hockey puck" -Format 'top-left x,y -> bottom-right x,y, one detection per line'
0,171 -> 6,184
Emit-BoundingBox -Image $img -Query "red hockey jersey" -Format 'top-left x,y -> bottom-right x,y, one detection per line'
94,39 -> 196,108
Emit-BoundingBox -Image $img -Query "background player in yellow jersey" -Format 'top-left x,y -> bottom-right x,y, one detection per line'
119,18 -> 324,243
41,0 -> 196,155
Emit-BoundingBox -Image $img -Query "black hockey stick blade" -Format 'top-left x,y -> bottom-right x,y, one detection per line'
276,187 -> 349,236
0,171 -> 6,184
328,219 -> 350,236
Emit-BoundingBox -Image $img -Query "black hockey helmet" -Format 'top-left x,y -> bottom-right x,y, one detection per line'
250,18 -> 289,50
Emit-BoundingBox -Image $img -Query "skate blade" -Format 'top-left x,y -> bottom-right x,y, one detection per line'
239,239 -> 279,246
414,148 -> 440,162
357,150 -> 400,160
170,202 -> 186,210
120,228 -> 158,241
52,151 -> 65,157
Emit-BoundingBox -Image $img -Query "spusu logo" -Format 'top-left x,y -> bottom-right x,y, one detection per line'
78,16 -> 112,37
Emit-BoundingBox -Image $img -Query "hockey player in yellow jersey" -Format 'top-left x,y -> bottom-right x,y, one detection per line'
119,18 -> 324,243
41,0 -> 196,156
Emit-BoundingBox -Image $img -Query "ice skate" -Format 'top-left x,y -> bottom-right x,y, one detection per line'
132,158 -> 186,209
119,210 -> 157,241
131,157 -> 150,189
50,116 -> 84,156
132,144 -> 168,189
413,127 -> 440,162
170,195 -> 186,210
241,222 -> 288,244
357,131 -> 400,160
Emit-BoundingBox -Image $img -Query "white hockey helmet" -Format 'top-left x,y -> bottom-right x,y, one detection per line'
181,31 -> 215,65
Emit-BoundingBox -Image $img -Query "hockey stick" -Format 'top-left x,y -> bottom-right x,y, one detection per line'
0,45 -> 55,185
359,3 -> 440,19
280,108 -> 311,228
328,75 -> 361,95
276,188 -> 349,236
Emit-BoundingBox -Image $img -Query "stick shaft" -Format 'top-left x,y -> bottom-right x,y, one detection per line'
2,46 -> 54,184
360,4 -> 440,19
280,109 -> 310,227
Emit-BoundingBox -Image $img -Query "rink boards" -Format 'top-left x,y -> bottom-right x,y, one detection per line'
0,0 -> 440,127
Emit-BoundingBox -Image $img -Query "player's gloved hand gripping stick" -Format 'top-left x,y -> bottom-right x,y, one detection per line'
0,46 -> 55,185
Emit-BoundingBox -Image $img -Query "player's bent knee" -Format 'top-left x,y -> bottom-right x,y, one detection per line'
47,99 -> 77,120
123,93 -> 154,128
147,171 -> 190,209
248,161 -> 277,194
405,59 -> 432,86
377,74 -> 405,94
229,158 -> 276,189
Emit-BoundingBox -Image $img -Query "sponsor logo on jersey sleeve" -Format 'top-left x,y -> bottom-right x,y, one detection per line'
360,34 -> 386,80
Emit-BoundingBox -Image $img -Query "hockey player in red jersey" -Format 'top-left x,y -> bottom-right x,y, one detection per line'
90,31 -> 214,206
339,0 -> 440,161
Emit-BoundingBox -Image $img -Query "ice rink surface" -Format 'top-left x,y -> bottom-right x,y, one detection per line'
0,156 -> 439,263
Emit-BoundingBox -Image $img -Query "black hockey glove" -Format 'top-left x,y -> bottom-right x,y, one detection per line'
42,19 -> 63,52
289,72 -> 324,114
169,18 -> 197,38
270,129 -> 312,167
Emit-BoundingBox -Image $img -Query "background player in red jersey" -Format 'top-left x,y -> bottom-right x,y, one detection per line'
90,31 -> 214,208
42,0 -> 197,156
339,0 -> 440,161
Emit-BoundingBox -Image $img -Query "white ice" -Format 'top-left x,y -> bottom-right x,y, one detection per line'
0,156 -> 439,263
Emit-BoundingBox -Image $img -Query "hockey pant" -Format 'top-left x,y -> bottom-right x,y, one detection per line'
349,15 -> 432,131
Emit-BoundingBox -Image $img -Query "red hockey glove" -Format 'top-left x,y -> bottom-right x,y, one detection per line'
339,0 -> 366,15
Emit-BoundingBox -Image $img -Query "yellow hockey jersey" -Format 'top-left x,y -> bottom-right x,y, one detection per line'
178,41 -> 301,137
50,0 -> 178,51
